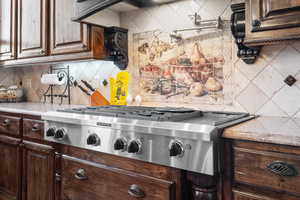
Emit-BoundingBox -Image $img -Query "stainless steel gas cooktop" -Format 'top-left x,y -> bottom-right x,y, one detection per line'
42,106 -> 255,175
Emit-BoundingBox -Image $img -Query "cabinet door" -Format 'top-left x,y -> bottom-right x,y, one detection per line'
249,0 -> 300,32
22,141 -> 55,200
17,0 -> 48,58
0,0 -> 16,61
60,155 -> 175,200
0,135 -> 21,200
50,0 -> 89,55
245,0 -> 300,45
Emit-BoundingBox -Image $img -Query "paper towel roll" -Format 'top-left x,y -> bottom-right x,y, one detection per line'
41,74 -> 66,85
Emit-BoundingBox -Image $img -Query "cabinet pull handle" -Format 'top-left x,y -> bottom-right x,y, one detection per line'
2,119 -> 10,127
31,124 -> 40,132
128,184 -> 145,198
267,161 -> 298,177
74,168 -> 87,180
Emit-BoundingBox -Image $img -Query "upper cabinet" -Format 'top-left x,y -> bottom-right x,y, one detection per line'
17,0 -> 48,58
0,0 -> 17,61
0,0 -> 119,68
245,0 -> 300,45
50,0 -> 89,55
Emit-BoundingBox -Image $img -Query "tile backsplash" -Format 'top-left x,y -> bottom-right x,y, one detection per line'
2,0 -> 300,118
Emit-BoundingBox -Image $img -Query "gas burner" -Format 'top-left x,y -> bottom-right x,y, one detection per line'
58,106 -> 203,122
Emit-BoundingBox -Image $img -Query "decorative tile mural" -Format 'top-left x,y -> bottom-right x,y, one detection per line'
132,29 -> 232,105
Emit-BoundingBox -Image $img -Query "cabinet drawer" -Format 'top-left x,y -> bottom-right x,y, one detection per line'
234,147 -> 300,196
0,115 -> 21,136
60,155 -> 175,200
233,188 -> 299,200
23,119 -> 44,140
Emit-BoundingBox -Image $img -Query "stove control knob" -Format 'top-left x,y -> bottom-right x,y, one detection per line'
169,141 -> 184,157
87,134 -> 101,146
54,128 -> 66,140
128,140 -> 142,154
46,127 -> 56,137
114,138 -> 127,151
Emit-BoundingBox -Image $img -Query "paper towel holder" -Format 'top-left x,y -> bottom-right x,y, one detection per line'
43,65 -> 74,104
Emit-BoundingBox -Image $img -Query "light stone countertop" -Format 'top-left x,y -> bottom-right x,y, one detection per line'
0,102 -> 83,116
223,116 -> 300,147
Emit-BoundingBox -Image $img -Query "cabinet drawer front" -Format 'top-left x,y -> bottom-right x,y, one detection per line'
23,119 -> 44,140
233,188 -> 299,200
0,115 -> 21,136
234,147 -> 300,195
61,156 -> 175,200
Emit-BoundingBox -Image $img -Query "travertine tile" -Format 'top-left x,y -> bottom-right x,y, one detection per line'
272,85 -> 300,116
256,100 -> 288,117
236,83 -> 268,114
272,46 -> 300,77
252,65 -> 285,98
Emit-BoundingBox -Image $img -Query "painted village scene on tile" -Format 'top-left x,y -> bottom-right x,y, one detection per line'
132,29 -> 231,104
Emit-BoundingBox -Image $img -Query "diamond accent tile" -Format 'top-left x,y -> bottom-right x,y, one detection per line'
236,83 -> 269,113
253,65 -> 285,98
236,57 -> 268,81
272,46 -> 300,77
272,85 -> 300,116
256,100 -> 287,117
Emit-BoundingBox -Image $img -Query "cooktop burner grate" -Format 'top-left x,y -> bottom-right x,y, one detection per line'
58,106 -> 203,121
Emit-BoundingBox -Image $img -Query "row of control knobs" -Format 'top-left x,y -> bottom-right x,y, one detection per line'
46,128 -> 184,157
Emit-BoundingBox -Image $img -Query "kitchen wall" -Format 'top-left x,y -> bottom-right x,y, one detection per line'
2,0 -> 300,119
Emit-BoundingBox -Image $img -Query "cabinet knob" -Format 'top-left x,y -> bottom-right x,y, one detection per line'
2,119 -> 10,127
40,49 -> 46,54
128,184 -> 145,198
74,168 -> 87,180
31,124 -> 40,132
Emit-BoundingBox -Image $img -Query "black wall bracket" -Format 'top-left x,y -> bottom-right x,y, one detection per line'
105,27 -> 128,70
231,3 -> 261,64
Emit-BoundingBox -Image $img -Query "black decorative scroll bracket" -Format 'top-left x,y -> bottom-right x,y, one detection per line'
104,27 -> 128,70
231,3 -> 261,64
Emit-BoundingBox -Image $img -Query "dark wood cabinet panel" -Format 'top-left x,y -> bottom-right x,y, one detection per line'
22,141 -> 55,200
0,115 -> 21,136
0,135 -> 21,200
50,0 -> 89,55
234,146 -> 300,196
60,155 -> 175,200
23,119 -> 44,141
17,0 -> 48,58
223,140 -> 300,200
245,0 -> 300,45
233,186 -> 300,200
0,0 -> 17,61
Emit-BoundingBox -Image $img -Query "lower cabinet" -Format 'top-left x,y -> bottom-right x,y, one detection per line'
0,135 -> 21,200
59,155 -> 176,200
22,141 -> 55,200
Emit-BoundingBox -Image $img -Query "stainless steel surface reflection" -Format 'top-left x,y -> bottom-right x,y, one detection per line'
42,109 -> 254,175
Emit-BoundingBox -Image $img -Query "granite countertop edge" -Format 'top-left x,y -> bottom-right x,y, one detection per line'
223,116 -> 300,147
0,102 -> 83,116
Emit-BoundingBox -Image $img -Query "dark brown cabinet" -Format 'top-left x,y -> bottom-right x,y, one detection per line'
223,140 -> 300,200
22,141 -> 55,200
60,155 -> 175,200
0,0 -> 17,61
0,135 -> 21,200
50,0 -> 89,55
17,0 -> 48,58
0,0 -> 107,67
245,0 -> 300,45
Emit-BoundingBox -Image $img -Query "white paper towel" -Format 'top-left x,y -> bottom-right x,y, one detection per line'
41,74 -> 66,85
